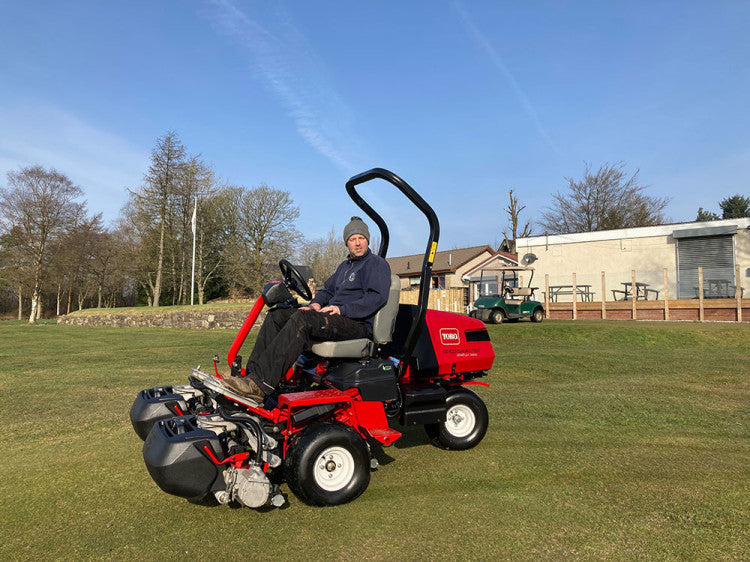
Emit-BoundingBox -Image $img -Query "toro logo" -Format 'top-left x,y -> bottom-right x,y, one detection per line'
439,328 -> 460,345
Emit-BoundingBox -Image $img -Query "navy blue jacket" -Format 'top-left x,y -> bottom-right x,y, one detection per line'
310,249 -> 392,330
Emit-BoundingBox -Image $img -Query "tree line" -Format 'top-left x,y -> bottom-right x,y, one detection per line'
2,135 -> 747,322
0,132 -> 347,321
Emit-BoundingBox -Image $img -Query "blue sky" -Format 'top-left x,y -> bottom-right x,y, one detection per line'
2,1 -> 749,257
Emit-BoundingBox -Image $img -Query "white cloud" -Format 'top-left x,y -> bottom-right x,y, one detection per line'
0,104 -> 148,224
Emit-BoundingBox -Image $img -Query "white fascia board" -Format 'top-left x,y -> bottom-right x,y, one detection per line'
517,218 -> 750,248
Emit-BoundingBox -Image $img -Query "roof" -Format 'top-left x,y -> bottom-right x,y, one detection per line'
462,252 -> 520,280
517,217 -> 750,248
386,245 -> 494,277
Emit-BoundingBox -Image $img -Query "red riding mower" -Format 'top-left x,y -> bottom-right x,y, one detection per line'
130,168 -> 495,509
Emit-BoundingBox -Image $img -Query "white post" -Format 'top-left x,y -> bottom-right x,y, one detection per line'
191,197 -> 197,306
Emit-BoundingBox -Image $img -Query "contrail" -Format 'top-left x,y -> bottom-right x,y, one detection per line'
453,1 -> 560,154
204,0 -> 365,172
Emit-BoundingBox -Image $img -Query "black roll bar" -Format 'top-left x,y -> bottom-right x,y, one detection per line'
345,168 -> 440,364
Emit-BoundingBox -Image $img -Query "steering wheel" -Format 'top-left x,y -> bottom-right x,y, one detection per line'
279,259 -> 313,301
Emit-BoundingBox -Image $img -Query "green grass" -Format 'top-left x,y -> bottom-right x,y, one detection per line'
0,320 -> 748,560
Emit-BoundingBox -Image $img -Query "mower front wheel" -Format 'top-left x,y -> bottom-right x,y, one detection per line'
284,422 -> 371,506
425,389 -> 489,450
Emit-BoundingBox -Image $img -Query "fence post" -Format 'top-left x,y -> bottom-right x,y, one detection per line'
545,274 -> 550,311
663,268 -> 670,321
736,264 -> 742,323
572,273 -> 577,320
601,271 -> 606,320
698,266 -> 704,322
631,269 -> 637,320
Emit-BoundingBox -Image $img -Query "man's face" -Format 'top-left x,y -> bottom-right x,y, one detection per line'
346,234 -> 369,257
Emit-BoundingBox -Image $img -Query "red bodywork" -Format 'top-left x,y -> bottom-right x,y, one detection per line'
212,293 -> 494,450
424,310 -> 494,375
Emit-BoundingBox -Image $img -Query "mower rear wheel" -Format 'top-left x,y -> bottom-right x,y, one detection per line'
284,422 -> 370,506
425,389 -> 489,450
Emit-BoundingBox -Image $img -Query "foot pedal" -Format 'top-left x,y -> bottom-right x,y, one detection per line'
367,427 -> 402,446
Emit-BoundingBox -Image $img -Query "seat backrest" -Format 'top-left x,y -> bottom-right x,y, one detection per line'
512,287 -> 534,297
371,274 -> 401,344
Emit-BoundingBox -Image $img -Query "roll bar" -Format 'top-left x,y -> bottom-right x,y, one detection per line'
345,168 -> 440,364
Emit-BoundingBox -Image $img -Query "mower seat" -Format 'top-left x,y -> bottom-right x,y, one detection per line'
310,274 -> 401,359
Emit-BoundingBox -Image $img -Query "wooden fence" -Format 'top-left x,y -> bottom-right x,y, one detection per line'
543,266 -> 748,322
398,288 -> 467,313
396,265 -> 750,323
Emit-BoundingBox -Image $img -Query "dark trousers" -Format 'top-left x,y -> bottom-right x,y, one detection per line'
247,307 -> 370,394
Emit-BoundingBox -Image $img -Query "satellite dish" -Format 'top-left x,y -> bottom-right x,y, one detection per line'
521,253 -> 537,266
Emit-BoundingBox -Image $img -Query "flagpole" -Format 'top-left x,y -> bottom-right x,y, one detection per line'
191,197 -> 197,306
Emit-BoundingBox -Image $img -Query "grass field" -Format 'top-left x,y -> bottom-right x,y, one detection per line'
1,319 -> 748,560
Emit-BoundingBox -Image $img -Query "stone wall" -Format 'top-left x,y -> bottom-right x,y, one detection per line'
57,308 -> 267,330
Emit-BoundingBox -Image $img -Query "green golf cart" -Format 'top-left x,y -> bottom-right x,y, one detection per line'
470,264 -> 545,324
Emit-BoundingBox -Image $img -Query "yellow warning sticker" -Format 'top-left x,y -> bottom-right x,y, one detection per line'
428,242 -> 437,263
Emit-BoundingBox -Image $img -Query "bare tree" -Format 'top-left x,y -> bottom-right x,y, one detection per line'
0,166 -> 84,322
48,215 -> 103,314
297,227 -> 346,283
0,227 -> 34,319
223,184 -> 302,296
194,186 -> 234,304
539,162 -> 669,234
501,189 -> 532,253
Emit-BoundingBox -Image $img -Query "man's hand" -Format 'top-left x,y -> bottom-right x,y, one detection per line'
300,302 -> 322,312
320,305 -> 341,315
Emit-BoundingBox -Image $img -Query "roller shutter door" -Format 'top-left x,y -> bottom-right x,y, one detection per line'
676,236 -> 735,298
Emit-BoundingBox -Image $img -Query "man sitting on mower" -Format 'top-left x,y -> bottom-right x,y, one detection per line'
222,216 -> 392,402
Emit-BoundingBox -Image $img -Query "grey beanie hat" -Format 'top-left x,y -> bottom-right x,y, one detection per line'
343,216 -> 370,243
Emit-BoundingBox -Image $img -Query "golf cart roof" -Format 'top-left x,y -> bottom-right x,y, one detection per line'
480,264 -> 534,273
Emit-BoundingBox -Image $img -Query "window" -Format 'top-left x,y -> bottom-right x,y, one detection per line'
431,275 -> 445,289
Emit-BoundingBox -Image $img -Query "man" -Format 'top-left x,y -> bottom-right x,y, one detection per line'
222,216 -> 392,402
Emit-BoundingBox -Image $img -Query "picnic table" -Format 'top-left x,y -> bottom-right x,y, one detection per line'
612,282 -> 659,301
696,279 -> 744,299
545,284 -> 594,302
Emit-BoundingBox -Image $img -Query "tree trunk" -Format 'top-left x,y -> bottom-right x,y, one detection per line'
29,285 -> 39,323
17,285 -> 22,321
97,283 -> 103,308
67,284 -> 73,314
56,283 -> 62,316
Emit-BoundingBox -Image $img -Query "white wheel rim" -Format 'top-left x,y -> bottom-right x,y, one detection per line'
313,446 -> 355,491
445,404 -> 476,438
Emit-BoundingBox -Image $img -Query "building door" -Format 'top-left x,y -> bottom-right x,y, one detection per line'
676,235 -> 735,298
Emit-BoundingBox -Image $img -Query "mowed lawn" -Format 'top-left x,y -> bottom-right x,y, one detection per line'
0,319 -> 748,560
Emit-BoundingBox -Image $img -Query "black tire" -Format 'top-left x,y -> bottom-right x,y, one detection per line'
490,309 -> 505,324
530,307 -> 544,323
284,422 -> 371,506
425,389 -> 489,450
